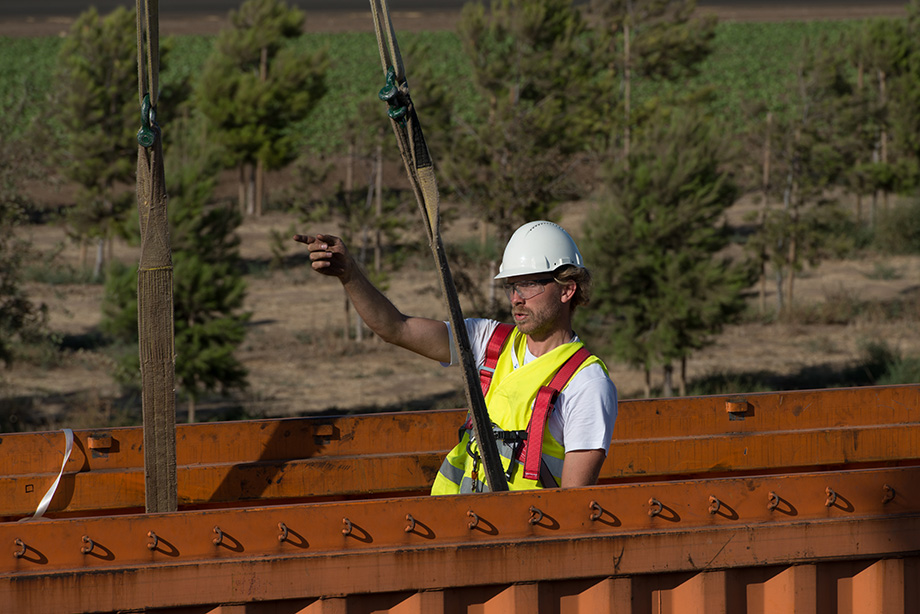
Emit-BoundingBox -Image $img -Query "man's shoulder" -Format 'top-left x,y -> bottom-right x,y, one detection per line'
569,359 -> 616,394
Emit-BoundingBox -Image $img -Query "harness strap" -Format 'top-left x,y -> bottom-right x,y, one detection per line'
521,347 -> 592,483
460,323 -> 514,434
479,323 -> 514,397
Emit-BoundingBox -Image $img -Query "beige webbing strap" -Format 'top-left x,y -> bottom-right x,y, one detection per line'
136,0 -> 177,514
368,0 -> 508,492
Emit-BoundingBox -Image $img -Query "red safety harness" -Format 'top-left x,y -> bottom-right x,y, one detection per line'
463,323 -> 591,486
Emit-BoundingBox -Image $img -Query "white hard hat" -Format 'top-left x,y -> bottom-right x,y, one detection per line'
494,221 -> 584,280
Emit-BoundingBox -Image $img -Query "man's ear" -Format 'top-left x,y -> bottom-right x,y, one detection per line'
559,281 -> 577,304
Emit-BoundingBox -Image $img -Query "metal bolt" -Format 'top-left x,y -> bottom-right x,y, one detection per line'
278,522 -> 288,543
81,535 -> 94,555
405,514 -> 416,533
825,487 -> 837,508
147,531 -> 158,551
13,539 -> 26,559
648,498 -> 663,517
467,510 -> 479,530
342,518 -> 353,537
212,526 -> 223,546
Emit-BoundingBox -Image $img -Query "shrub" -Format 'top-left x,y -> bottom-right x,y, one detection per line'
873,198 -> 920,255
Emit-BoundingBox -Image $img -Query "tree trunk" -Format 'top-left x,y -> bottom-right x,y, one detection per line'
92,236 -> 105,280
662,364 -> 673,398
188,396 -> 196,424
787,206 -> 798,313
643,367 -> 651,399
238,164 -> 246,214
488,260 -> 496,310
255,158 -> 265,217
246,164 -> 256,216
374,128 -> 384,273
759,112 -> 772,315
345,140 -> 355,208
623,0 -> 633,164
255,46 -> 268,218
879,69 -> 889,214
679,356 -> 687,397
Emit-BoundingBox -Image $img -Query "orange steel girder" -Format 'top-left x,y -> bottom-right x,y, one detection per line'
3,465 -> 919,613
2,385 -> 919,519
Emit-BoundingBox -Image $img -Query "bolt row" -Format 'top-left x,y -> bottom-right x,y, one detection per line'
10,483 -> 898,559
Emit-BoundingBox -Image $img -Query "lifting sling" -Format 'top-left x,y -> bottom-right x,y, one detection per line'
136,0 -> 178,513
368,0 -> 508,492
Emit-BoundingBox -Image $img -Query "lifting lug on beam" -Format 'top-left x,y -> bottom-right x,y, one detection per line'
528,506 -> 544,526
767,491 -> 780,512
708,496 -> 721,515
589,501 -> 603,521
883,484 -> 895,504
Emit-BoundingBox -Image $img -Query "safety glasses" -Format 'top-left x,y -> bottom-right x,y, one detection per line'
502,278 -> 556,300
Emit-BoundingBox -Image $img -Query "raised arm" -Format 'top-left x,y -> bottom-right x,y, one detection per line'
294,233 -> 451,363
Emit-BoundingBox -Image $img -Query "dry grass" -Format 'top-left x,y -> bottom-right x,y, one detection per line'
3,192 -> 919,432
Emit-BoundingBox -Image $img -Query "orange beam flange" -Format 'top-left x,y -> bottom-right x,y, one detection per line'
2,465 -> 920,613
2,385 -> 919,519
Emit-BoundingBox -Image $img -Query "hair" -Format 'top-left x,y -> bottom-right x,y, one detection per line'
553,265 -> 592,310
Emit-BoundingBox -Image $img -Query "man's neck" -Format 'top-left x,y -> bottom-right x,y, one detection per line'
525,327 -> 575,357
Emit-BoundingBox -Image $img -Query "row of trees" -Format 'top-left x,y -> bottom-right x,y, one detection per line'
7,0 -> 919,405
50,1 -> 328,418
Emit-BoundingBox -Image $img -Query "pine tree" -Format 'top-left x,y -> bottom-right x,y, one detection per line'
584,108 -> 747,397
0,97 -> 47,365
587,0 -> 716,156
759,34 -> 861,315
102,117 -> 249,422
56,7 -> 140,279
864,0 -> 920,194
443,0 -> 597,244
195,0 -> 327,216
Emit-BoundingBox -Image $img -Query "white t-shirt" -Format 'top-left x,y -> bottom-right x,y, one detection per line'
445,319 -> 618,454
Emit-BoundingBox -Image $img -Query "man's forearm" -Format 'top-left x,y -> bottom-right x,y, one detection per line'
340,262 -> 409,345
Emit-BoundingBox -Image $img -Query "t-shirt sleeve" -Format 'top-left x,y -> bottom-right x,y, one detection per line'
548,364 -> 618,454
442,318 -> 499,368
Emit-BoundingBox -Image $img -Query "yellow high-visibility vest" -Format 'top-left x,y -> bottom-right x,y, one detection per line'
431,327 -> 603,495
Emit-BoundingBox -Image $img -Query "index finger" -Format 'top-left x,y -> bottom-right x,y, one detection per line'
292,234 -> 316,245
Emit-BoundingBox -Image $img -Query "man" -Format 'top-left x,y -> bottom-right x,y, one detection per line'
294,221 -> 617,493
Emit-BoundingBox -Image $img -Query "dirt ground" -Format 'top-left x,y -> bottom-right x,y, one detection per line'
6,187 -> 920,428
1,2 -> 917,428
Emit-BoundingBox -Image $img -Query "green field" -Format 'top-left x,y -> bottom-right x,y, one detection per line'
0,17 -> 885,151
